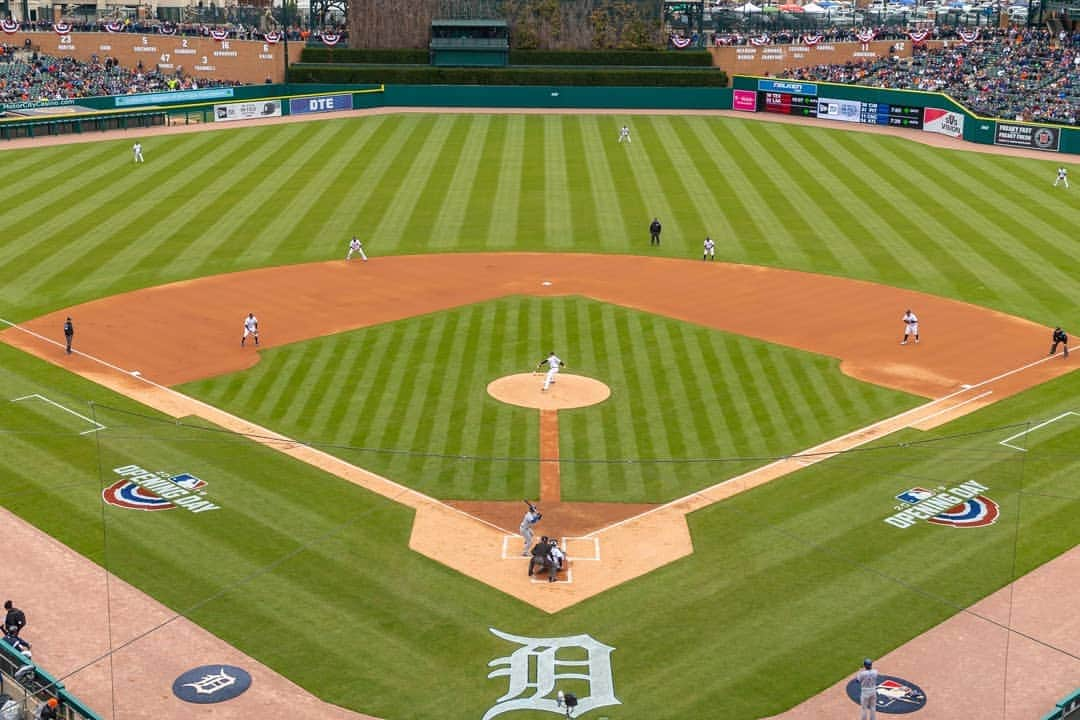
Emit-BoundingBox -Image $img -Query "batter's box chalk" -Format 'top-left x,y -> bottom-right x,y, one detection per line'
564,537 -> 600,562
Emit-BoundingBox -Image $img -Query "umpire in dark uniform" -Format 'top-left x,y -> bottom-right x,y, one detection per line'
63,317 -> 74,355
649,218 -> 662,246
527,536 -> 554,577
1050,327 -> 1069,358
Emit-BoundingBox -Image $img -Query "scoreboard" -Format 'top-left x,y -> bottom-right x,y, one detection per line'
858,102 -> 923,128
759,91 -> 818,117
754,90 -> 923,129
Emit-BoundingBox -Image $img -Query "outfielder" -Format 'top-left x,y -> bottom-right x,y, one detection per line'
346,236 -> 368,261
241,312 -> 259,347
901,309 -> 919,344
519,502 -> 542,555
132,142 -> 144,163
856,658 -> 879,720
703,236 -> 716,261
1050,326 -> 1069,358
536,351 -> 565,392
618,125 -> 631,144
1054,167 -> 1069,188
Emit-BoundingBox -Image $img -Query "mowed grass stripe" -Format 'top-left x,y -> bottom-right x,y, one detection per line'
168,124 -> 331,276
781,129 -> 921,288
343,116 -> 433,246
679,118 -> 777,264
484,115 -> 523,249
561,117 -> 601,247
559,295 -> 604,498
745,122 -> 873,277
573,117 -> 625,248
65,125 -> 309,298
428,114 -> 491,249
704,120 -> 814,268
355,318 -> 428,453
266,342 -> 324,424
596,118 -> 653,249
0,142 -> 117,219
281,334 -> 345,428
389,115 -> 471,250
912,151 -> 1080,306
647,117 -> 734,253
252,120 -> 390,262
321,328 -> 392,443
797,130 -> 951,291
543,116 -> 575,249
842,133 -> 997,304
874,139 -> 1056,316
2,133 -> 218,302
516,116 -> 546,244
952,154 -> 1080,251
620,119 -> 694,253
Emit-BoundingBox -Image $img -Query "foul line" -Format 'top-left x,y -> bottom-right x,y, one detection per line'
904,391 -> 993,428
999,411 -> 1080,452
11,393 -> 107,435
0,317 -> 512,537
587,351 -> 1068,539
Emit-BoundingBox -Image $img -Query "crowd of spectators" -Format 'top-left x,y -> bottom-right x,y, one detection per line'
9,19 -> 343,42
776,27 -> 1080,125
713,24 -> 982,45
0,48 -> 243,104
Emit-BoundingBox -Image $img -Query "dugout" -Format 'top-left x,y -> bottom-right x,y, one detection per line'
429,19 -> 509,67
0,639 -> 101,720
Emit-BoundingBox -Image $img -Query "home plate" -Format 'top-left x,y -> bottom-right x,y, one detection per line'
132,370 -> 141,376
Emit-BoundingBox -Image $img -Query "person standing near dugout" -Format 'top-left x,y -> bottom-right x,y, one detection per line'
901,309 -> 919,345
649,218 -> 662,246
856,658 -> 879,720
1050,326 -> 1069,358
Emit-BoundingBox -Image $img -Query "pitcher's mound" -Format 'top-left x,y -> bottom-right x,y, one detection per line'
487,373 -> 611,410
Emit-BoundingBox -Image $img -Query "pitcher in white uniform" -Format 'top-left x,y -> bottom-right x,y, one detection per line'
536,351 -> 565,391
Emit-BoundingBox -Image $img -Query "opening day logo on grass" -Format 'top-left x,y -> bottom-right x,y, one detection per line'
103,464 -> 221,513
884,481 -> 999,529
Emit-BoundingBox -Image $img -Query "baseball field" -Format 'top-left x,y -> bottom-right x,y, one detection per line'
1,111 -> 1079,720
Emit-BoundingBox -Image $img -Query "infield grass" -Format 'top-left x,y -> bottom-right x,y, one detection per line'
178,296 -> 922,503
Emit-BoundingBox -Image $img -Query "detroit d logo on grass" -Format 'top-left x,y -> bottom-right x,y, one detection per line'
883,481 -> 999,529
102,464 -> 221,513
484,628 -> 620,719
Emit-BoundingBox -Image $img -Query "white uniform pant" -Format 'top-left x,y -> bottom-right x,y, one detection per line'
520,525 -> 534,553
905,323 -> 919,338
860,689 -> 877,720
1055,176 -> 1069,188
347,247 -> 368,261
543,366 -> 560,390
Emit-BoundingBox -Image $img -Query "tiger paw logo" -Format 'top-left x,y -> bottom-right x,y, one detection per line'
884,481 -> 998,529
103,465 -> 220,513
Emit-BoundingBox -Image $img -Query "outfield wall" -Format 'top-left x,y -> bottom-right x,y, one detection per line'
3,80 -> 1079,155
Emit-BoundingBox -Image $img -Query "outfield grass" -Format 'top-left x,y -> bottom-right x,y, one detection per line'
1,114 -> 1078,324
178,296 -> 921,503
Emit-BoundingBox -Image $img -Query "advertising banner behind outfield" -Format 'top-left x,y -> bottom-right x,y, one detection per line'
995,122 -> 1060,151
289,94 -> 352,115
732,89 -> 757,112
213,100 -> 281,122
816,97 -> 861,123
923,108 -> 964,138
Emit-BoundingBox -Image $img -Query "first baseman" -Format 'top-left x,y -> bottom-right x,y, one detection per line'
241,312 -> 259,347
346,236 -> 368,261
520,503 -> 542,555
536,351 -> 565,392
901,309 -> 919,344
856,658 -> 879,720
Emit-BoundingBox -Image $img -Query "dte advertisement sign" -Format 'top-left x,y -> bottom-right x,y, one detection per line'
289,94 -> 352,115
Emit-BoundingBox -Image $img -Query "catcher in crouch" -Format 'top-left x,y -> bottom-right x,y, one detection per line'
536,351 -> 565,392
